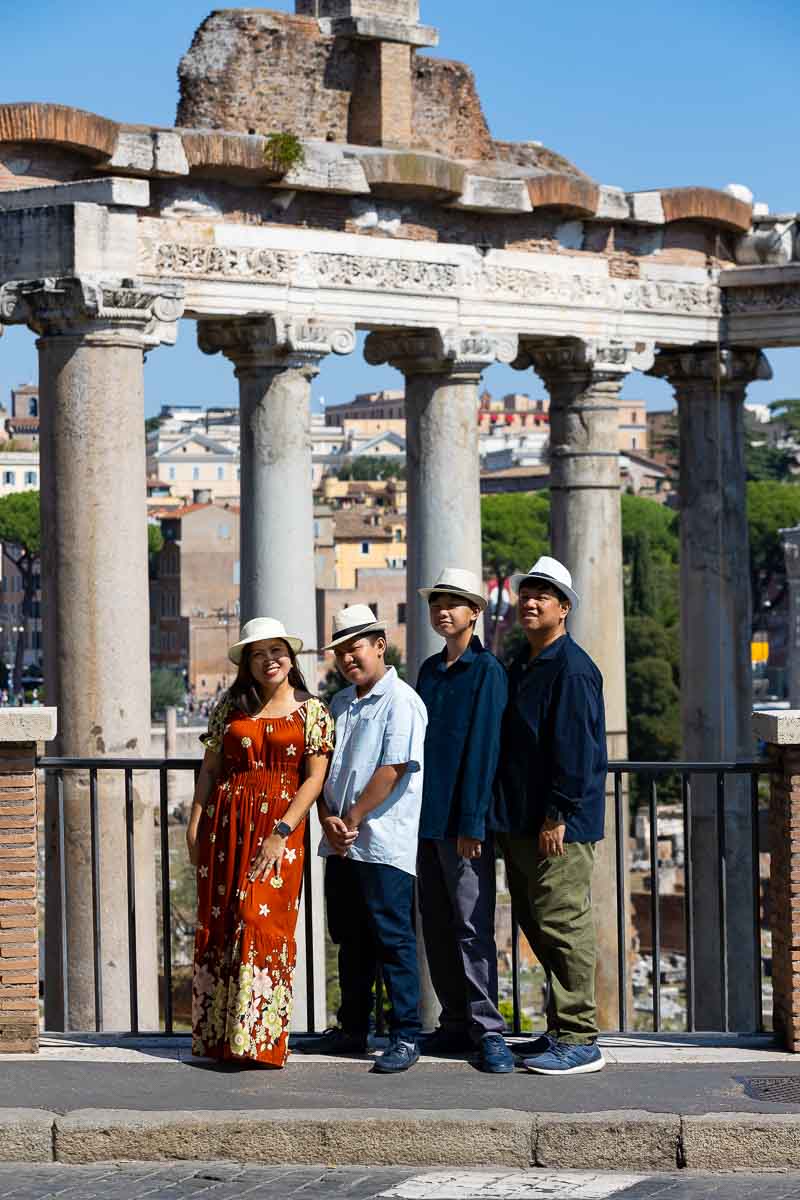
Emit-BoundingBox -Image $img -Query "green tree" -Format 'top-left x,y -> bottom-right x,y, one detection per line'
626,657 -> 681,764
336,457 -> 406,481
481,492 -> 550,651
0,491 -> 41,693
148,523 -> 164,557
629,530 -> 657,618
625,616 -> 679,683
151,668 -> 185,717
769,398 -> 800,438
746,439 -> 793,482
747,480 -> 800,598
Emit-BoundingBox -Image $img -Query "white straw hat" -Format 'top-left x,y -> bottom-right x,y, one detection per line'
418,566 -> 487,612
322,603 -> 385,651
509,556 -> 580,610
228,617 -> 303,664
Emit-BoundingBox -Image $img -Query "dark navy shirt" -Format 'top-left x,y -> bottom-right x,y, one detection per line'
416,637 -> 508,841
490,633 -> 607,844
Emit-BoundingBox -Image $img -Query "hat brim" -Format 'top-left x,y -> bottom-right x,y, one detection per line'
228,633 -> 304,664
509,572 -> 580,611
418,586 -> 487,612
321,621 -> 386,652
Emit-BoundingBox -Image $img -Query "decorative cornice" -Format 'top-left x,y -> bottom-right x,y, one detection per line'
0,276 -> 185,346
198,315 -> 355,373
724,283 -> 800,315
649,346 -> 773,392
364,328 -> 518,378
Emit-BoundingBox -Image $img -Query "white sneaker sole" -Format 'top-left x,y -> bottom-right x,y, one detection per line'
524,1054 -> 605,1076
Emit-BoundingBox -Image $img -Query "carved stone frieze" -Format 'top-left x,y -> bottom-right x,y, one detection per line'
0,275 -> 185,346
139,236 -> 722,318
364,327 -> 518,377
650,346 -> 772,394
198,314 -> 356,373
724,284 -> 800,314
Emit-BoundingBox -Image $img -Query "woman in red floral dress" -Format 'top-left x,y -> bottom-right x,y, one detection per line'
187,617 -> 334,1068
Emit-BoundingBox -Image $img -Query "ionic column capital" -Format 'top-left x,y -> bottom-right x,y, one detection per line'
520,337 -> 655,390
364,327 -> 519,380
649,346 -> 772,397
0,276 -> 185,348
198,315 -> 355,377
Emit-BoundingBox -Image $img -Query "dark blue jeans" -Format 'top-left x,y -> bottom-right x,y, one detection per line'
325,855 -> 421,1042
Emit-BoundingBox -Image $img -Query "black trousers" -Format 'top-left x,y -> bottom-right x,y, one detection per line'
418,836 -> 505,1044
325,855 -> 421,1041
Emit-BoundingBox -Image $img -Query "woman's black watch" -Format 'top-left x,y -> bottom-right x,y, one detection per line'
274,820 -> 292,839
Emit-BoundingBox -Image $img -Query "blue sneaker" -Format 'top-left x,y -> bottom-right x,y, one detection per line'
372,1037 -> 420,1074
477,1033 -> 515,1074
523,1039 -> 605,1075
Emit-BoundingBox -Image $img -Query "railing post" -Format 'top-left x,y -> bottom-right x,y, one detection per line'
753,711 -> 800,1051
0,708 -> 57,1054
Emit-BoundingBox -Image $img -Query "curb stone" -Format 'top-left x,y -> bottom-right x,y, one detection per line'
681,1112 -> 800,1170
536,1110 -> 681,1170
0,1110 -> 57,1163
53,1108 -> 534,1167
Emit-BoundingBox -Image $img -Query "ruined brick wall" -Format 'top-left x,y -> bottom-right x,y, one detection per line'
412,56 -> 493,161
177,11 -> 358,142
0,742 -> 39,1053
177,9 -> 494,158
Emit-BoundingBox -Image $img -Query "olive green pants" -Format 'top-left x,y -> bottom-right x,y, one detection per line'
498,835 -> 598,1044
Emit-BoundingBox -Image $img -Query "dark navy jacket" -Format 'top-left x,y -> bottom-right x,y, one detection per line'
416,637 -> 508,841
490,633 -> 607,844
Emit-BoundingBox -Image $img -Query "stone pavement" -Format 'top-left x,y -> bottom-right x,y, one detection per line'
2,1034 -> 800,1172
1,1165 -> 800,1200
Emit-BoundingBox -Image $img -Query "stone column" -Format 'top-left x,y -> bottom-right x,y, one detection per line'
0,709 -> 57,1053
651,346 -> 771,1030
524,337 -> 654,1031
199,315 -> 354,1033
1,275 -> 184,1032
366,327 -> 517,1033
752,710 -> 800,1052
365,329 -> 518,683
781,526 -> 800,709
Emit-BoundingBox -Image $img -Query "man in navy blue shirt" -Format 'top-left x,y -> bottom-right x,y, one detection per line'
492,556 -> 607,1076
416,567 -> 513,1074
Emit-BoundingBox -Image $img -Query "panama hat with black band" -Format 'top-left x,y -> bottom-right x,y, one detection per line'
322,603 -> 386,652
418,566 -> 487,612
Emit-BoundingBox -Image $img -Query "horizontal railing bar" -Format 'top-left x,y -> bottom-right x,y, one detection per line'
37,757 -> 776,774
607,761 -> 775,774
39,757 -> 202,770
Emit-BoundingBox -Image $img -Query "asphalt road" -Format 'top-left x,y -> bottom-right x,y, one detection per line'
1,1166 -> 800,1200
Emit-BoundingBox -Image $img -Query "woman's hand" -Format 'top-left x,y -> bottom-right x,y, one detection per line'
186,825 -> 201,868
249,833 -> 287,882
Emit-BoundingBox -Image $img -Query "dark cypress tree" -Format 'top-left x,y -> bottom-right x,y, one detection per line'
630,529 -> 657,618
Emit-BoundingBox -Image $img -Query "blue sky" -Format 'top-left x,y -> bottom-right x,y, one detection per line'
1,0 -> 798,414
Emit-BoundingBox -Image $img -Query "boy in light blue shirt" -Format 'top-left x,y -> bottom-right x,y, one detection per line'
316,604 -> 428,1073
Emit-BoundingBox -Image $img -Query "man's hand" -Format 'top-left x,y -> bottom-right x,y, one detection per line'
323,814 -> 358,857
539,818 -> 566,858
457,836 -> 482,861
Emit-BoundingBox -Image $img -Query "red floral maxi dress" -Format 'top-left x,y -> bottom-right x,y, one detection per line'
192,694 -> 334,1067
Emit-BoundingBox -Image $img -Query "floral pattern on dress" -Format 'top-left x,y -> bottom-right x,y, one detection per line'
192,696 -> 334,1068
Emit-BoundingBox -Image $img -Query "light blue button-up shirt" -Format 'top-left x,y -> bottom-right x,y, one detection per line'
320,667 -> 428,876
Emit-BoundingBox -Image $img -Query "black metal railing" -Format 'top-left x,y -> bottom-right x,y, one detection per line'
38,755 -> 775,1039
507,759 -> 775,1037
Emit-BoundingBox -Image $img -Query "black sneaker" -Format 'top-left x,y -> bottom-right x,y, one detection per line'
420,1028 -> 472,1055
372,1037 -> 420,1073
299,1027 -> 368,1055
512,1034 -> 553,1061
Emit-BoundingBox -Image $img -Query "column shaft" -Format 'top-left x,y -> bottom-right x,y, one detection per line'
652,347 -> 770,1030
405,370 -> 483,682
39,332 -> 158,1031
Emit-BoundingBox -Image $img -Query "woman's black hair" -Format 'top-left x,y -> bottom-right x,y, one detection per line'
229,641 -> 308,716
